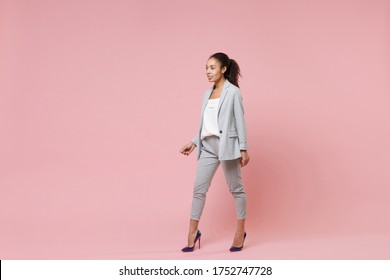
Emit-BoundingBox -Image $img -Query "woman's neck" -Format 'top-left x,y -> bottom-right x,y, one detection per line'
213,78 -> 226,90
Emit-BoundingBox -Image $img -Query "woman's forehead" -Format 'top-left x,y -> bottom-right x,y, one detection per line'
206,57 -> 220,66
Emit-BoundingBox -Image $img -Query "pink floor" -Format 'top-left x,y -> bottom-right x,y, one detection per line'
2,223 -> 389,259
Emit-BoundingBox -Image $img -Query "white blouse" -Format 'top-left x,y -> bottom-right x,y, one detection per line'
201,98 -> 220,140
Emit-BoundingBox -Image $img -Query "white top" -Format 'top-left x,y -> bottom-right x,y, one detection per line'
201,98 -> 220,140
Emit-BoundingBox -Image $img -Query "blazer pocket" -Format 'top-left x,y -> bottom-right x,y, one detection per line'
228,130 -> 238,137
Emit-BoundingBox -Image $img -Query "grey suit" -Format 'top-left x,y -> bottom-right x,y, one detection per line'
189,79 -> 248,221
192,79 -> 248,161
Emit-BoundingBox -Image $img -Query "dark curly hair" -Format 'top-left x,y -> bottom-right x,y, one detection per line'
209,52 -> 241,88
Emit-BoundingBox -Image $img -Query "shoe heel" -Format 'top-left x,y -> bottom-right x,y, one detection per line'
229,232 -> 247,252
181,230 -> 202,252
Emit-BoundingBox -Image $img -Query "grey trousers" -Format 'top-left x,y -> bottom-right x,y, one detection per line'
190,135 -> 247,221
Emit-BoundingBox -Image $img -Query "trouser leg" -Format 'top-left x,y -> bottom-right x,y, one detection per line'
190,136 -> 220,221
221,158 -> 247,219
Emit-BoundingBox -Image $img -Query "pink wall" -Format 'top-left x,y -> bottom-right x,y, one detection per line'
1,0 -> 389,259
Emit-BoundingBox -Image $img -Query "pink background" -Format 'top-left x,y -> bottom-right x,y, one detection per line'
1,0 -> 389,259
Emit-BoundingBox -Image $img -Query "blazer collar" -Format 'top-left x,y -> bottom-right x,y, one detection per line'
207,78 -> 231,99
204,79 -> 231,116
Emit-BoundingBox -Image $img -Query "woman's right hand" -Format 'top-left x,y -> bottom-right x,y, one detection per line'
180,142 -> 196,156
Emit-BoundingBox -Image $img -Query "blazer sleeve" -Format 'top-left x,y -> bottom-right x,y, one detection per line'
233,90 -> 248,151
191,134 -> 198,146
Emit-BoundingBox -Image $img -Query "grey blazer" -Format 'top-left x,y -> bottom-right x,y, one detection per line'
192,79 -> 248,161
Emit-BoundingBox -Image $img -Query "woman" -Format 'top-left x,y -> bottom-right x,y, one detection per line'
179,52 -> 250,252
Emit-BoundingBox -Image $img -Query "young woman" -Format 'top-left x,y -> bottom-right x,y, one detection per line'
179,52 -> 250,252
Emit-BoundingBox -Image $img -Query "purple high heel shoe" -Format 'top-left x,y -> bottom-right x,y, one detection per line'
181,230 -> 201,252
229,232 -> 247,252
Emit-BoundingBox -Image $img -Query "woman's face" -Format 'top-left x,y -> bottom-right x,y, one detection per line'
206,57 -> 226,83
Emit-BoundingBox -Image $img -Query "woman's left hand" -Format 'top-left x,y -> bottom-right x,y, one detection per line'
240,150 -> 250,167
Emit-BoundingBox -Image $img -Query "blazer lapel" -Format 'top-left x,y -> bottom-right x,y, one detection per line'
201,87 -> 213,115
200,79 -> 231,123
217,79 -> 230,116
